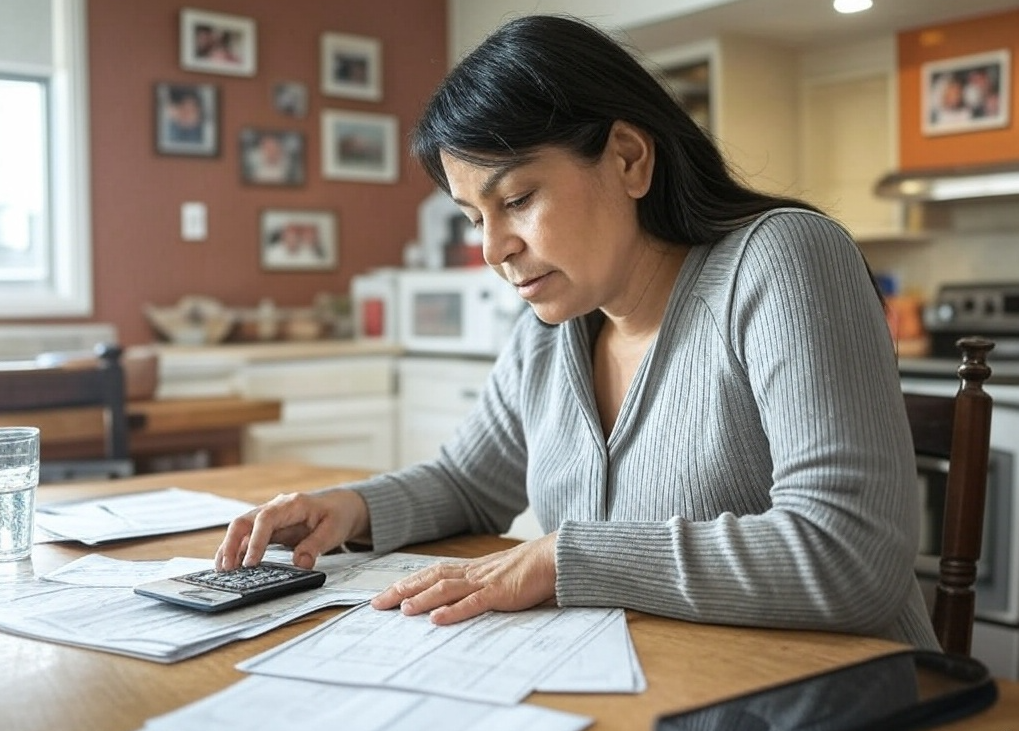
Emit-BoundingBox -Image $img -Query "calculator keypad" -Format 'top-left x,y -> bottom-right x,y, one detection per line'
178,564 -> 307,593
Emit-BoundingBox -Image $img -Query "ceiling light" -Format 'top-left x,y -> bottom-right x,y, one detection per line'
833,0 -> 873,13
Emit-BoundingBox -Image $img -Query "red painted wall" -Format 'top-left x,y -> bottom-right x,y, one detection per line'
83,0 -> 447,344
898,8 -> 1019,170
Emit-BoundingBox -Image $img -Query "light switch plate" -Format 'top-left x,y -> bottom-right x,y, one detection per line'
181,202 -> 207,241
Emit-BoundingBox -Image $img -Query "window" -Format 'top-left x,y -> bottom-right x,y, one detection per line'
0,0 -> 91,317
0,77 -> 50,287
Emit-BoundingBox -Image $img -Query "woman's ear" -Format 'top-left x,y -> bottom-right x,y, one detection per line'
608,121 -> 655,199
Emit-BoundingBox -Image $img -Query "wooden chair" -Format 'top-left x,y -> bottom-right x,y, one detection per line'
0,343 -> 134,482
903,335 -> 994,656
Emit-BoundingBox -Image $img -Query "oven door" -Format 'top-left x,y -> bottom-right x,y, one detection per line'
904,376 -> 1019,626
915,450 -> 1009,597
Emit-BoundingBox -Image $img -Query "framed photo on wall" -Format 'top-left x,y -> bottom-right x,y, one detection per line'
321,110 -> 399,183
240,128 -> 305,186
272,81 -> 308,118
180,8 -> 257,77
922,49 -> 1010,136
320,32 -> 382,101
260,209 -> 337,271
154,82 -> 219,156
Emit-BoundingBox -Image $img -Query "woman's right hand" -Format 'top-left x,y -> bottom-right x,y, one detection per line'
214,489 -> 370,571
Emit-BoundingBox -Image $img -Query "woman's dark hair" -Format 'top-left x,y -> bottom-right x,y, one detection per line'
411,14 -> 822,249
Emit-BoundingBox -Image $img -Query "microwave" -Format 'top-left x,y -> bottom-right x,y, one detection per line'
352,267 -> 524,358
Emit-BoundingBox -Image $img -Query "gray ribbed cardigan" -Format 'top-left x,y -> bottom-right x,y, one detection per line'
348,208 -> 941,650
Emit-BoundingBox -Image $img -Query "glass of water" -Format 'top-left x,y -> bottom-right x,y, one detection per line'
0,427 -> 40,562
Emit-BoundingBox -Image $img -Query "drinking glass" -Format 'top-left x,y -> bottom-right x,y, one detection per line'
0,427 -> 40,562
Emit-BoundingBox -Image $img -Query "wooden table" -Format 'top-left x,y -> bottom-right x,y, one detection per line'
0,396 -> 281,468
3,463 -> 1017,731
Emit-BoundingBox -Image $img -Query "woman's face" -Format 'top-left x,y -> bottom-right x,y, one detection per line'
441,122 -> 656,325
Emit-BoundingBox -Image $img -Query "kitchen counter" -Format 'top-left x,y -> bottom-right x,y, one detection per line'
899,356 -> 1019,386
138,339 -> 402,400
144,338 -> 402,362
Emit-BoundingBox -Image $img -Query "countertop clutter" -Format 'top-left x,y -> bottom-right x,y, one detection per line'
144,293 -> 354,347
144,339 -> 400,400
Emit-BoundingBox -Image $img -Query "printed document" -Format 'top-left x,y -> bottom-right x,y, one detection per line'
142,675 -> 593,731
0,550 -> 443,662
34,487 -> 255,545
239,603 -> 644,705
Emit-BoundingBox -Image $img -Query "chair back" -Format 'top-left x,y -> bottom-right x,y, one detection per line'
903,335 -> 994,656
0,343 -> 133,481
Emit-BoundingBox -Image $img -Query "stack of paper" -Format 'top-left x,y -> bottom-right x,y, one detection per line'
0,550 -> 444,662
239,603 -> 645,704
0,546 -> 646,730
35,488 -> 256,545
137,594 -> 645,730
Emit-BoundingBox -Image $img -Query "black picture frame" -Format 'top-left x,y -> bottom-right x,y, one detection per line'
154,82 -> 219,157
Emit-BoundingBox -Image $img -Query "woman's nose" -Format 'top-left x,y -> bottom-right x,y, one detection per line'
482,221 -> 523,266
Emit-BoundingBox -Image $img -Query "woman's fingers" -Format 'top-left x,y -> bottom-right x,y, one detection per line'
216,489 -> 371,571
371,534 -> 558,624
215,513 -> 256,570
243,493 -> 303,566
371,562 -> 469,610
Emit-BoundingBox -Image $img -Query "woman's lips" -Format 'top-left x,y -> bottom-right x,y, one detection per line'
514,272 -> 550,300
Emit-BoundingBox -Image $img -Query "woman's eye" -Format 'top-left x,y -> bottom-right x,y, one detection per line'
506,192 -> 532,210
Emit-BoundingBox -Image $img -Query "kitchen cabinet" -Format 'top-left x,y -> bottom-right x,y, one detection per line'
649,35 -> 908,241
797,38 -> 906,241
155,342 -> 400,472
397,356 -> 492,467
398,355 -> 543,540
239,355 -> 397,472
651,36 -> 800,199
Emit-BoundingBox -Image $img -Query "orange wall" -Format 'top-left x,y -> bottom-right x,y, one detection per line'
85,0 -> 447,344
898,8 -> 1019,171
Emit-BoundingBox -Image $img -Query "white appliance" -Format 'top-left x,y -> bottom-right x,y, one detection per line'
350,268 -> 400,345
352,267 -> 524,358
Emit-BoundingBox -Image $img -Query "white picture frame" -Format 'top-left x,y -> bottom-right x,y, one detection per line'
180,8 -> 257,77
921,49 -> 1010,136
320,32 -> 382,101
320,110 -> 399,183
260,209 -> 337,271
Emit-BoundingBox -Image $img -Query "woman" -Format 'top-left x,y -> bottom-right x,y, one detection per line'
217,15 -> 938,650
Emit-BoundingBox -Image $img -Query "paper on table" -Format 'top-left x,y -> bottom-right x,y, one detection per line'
536,607 -> 647,693
0,551 -> 449,663
239,603 -> 641,705
42,553 -> 212,588
141,675 -> 593,731
34,487 -> 255,545
0,572 -> 347,663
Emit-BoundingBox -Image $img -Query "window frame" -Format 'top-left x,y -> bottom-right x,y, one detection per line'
0,0 -> 91,318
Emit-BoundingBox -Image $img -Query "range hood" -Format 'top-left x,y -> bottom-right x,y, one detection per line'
874,161 -> 1019,202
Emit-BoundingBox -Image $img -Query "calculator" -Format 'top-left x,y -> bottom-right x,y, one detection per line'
133,562 -> 327,612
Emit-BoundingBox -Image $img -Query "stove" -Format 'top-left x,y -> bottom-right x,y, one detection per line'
926,282 -> 1019,360
904,282 -> 1019,680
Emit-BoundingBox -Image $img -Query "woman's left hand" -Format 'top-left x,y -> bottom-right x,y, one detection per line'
370,532 -> 558,624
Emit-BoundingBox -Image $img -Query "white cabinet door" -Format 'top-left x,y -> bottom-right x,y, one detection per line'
397,356 -> 492,467
243,395 -> 396,472
239,356 -> 397,472
397,356 -> 544,540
